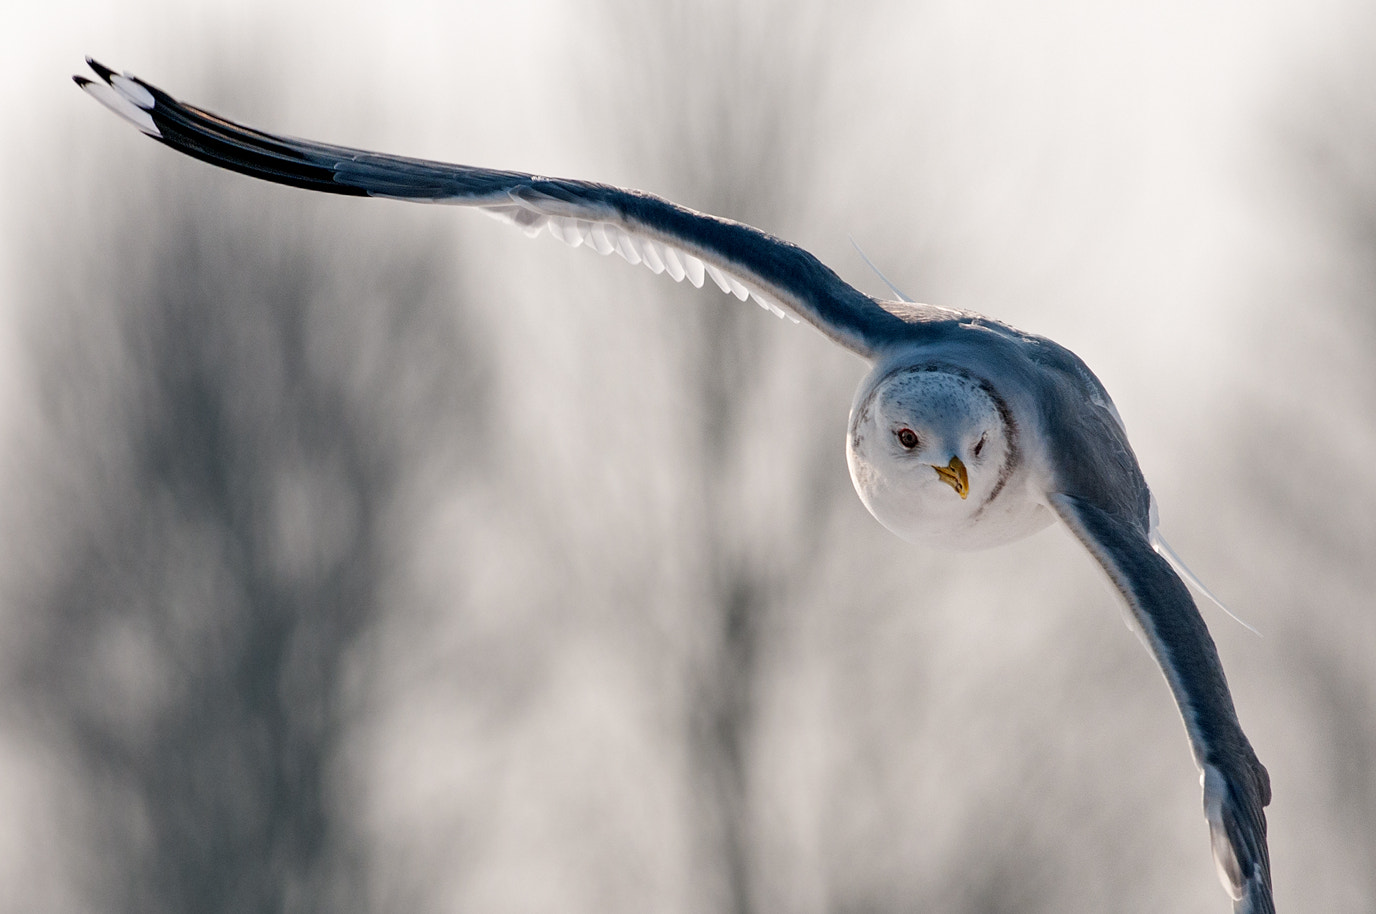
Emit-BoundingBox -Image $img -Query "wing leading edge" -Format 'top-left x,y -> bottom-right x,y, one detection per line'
1050,493 -> 1273,914
75,58 -> 911,359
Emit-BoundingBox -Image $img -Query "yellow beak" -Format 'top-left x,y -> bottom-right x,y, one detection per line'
933,455 -> 969,499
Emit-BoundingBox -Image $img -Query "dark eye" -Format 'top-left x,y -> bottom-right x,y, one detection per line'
896,428 -> 919,450
973,433 -> 987,457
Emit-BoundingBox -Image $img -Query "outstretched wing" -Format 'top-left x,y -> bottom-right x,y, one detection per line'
1050,493 -> 1273,914
75,58 -> 911,359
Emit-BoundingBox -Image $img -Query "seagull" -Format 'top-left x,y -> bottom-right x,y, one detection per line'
75,58 -> 1273,912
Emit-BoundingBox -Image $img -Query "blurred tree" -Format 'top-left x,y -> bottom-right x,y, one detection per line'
12,151 -> 485,914
1239,7 -> 1376,906
575,3 -> 898,912
580,3 -> 858,908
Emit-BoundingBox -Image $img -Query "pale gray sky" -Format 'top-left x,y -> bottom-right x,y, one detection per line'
4,2 -> 1373,911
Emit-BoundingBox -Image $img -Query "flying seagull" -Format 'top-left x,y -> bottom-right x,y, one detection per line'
75,58 -> 1273,912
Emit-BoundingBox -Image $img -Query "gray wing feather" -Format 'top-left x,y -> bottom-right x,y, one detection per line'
1050,493 -> 1273,914
74,58 -> 909,359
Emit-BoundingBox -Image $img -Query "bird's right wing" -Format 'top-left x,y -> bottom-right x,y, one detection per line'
1050,493 -> 1273,914
76,58 -> 915,359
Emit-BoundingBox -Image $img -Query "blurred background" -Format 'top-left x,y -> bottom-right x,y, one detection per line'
2,0 -> 1373,911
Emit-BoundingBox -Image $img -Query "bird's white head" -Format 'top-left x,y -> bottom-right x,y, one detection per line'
846,364 -> 1021,550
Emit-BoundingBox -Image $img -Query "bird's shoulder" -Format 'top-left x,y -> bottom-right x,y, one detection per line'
876,304 -> 1149,521
874,302 -> 1108,406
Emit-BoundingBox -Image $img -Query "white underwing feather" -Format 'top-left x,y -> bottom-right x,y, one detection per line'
751,290 -> 794,321
589,222 -> 615,255
614,229 -> 641,264
547,217 -> 574,246
705,263 -> 731,294
661,246 -> 687,282
640,239 -> 666,274
682,253 -> 706,288
724,273 -> 750,301
484,202 -> 795,321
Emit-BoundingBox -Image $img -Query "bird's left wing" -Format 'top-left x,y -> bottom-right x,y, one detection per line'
75,58 -> 911,359
1049,493 -> 1273,914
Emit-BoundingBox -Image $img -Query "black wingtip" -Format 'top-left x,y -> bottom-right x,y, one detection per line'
85,57 -> 117,83
73,75 -> 92,89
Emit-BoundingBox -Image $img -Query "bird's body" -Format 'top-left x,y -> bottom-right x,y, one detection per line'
853,340 -> 1041,549
75,59 -> 1273,913
846,307 -> 1136,551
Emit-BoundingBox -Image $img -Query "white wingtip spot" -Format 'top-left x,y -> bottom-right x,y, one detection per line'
81,79 -> 161,137
1202,765 -> 1245,901
111,73 -> 155,109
